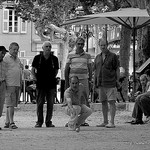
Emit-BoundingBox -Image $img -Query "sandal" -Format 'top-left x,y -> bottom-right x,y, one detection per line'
9,123 -> 18,129
4,122 -> 10,128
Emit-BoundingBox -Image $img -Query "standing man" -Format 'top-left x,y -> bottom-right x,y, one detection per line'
3,42 -> 22,129
0,46 -> 8,130
64,76 -> 92,132
65,37 -> 92,126
94,39 -> 120,128
31,41 -> 59,128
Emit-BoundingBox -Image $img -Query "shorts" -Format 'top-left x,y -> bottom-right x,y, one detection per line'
5,86 -> 20,107
99,87 -> 117,102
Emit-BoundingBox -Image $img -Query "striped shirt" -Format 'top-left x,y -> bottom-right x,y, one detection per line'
0,61 -> 7,81
66,51 -> 92,79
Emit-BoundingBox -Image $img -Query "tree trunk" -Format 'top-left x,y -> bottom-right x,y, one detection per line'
119,26 -> 131,101
137,28 -> 145,67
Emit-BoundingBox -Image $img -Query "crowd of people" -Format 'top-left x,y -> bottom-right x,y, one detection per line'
0,38 -> 150,132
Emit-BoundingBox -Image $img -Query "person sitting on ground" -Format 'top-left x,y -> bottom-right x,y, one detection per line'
129,70 -> 150,125
26,83 -> 36,104
64,76 -> 92,132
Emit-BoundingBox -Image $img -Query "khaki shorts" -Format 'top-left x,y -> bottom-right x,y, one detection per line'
99,87 -> 117,102
5,86 -> 20,107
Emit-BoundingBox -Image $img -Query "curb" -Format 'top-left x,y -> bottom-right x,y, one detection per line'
53,102 -> 135,112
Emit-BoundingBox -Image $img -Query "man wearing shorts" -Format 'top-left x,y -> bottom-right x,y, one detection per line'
3,42 -> 22,129
0,46 -> 8,130
93,39 -> 120,128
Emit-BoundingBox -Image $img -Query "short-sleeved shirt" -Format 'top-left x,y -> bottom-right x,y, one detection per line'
3,53 -> 22,87
66,51 -> 92,79
64,84 -> 86,106
32,54 -> 59,89
94,50 -> 119,88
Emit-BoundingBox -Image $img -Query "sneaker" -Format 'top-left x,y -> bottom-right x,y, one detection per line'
105,123 -> 115,128
96,123 -> 108,127
46,123 -> 55,127
35,123 -> 42,128
9,123 -> 18,129
131,120 -> 144,125
4,122 -> 10,128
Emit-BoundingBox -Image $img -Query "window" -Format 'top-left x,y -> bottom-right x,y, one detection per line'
3,8 -> 27,33
19,51 -> 25,57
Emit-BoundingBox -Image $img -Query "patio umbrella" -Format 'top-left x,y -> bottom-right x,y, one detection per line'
61,8 -> 150,95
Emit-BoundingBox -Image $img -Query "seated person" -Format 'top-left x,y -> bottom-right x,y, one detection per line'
130,70 -> 150,125
64,76 -> 92,132
26,83 -> 36,104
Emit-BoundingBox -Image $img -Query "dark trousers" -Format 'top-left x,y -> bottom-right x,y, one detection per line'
36,88 -> 55,125
26,86 -> 36,101
132,94 -> 150,121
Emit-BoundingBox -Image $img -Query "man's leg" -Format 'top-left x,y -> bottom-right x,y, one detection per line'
76,104 -> 92,126
65,105 -> 81,131
0,82 -> 6,129
108,100 -> 116,126
7,106 -> 14,124
35,88 -> 45,127
79,79 -> 91,126
101,101 -> 109,124
4,86 -> 18,129
96,87 -> 108,127
45,88 -> 55,127
105,87 -> 117,128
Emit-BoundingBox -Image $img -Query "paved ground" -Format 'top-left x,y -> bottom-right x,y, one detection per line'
0,103 -> 150,150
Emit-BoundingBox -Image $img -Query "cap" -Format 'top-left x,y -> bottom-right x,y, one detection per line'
0,46 -> 9,52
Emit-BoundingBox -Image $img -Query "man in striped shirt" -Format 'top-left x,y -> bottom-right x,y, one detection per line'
0,46 -> 8,130
65,37 -> 92,126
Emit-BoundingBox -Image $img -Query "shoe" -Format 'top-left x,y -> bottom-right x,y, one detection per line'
105,123 -> 116,128
46,123 -> 55,127
65,122 -> 68,127
0,127 -> 1,130
131,120 -> 144,125
75,127 -> 80,132
145,116 -> 150,123
35,123 -> 42,128
9,123 -> 18,129
125,120 -> 136,124
96,123 -> 108,127
80,122 -> 89,126
4,122 -> 10,128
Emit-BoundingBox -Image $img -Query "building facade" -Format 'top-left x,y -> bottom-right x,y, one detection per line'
0,4 -> 62,70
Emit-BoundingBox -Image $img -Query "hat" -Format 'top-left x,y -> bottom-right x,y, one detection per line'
0,46 -> 8,52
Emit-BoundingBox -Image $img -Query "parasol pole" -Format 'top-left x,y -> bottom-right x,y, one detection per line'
132,17 -> 136,96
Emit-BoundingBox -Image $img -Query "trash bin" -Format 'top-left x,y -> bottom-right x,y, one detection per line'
60,79 -> 65,103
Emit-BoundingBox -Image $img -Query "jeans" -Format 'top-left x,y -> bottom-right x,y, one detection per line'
36,88 -> 55,125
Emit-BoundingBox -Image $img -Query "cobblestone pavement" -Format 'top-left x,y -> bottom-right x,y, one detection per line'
0,103 -> 150,150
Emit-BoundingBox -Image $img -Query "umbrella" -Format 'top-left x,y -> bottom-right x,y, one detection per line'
61,8 -> 150,95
